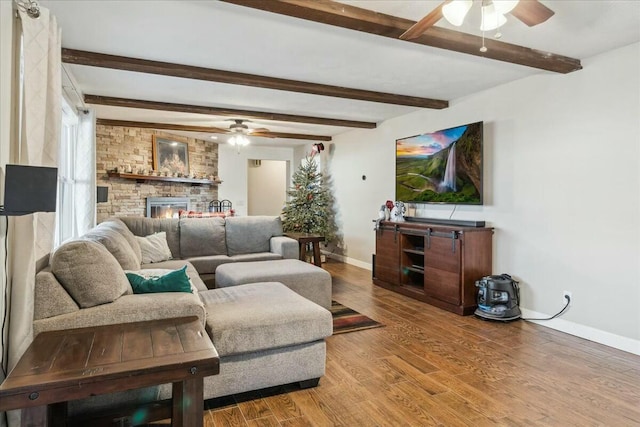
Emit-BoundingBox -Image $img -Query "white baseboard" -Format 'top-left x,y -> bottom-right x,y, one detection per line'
521,308 -> 640,356
325,252 -> 372,271
325,256 -> 639,356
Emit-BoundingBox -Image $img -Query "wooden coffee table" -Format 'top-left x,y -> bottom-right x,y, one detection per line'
0,316 -> 219,427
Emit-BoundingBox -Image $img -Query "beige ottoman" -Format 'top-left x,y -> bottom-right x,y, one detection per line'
215,259 -> 332,309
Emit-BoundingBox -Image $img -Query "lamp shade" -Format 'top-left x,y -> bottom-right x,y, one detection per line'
480,3 -> 507,31
229,134 -> 250,147
442,0 -> 473,26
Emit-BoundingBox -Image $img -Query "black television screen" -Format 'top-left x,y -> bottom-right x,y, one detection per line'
396,121 -> 483,205
3,164 -> 58,215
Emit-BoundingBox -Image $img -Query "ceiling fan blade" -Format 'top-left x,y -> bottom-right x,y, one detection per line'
400,1 -> 449,40
249,127 -> 271,134
510,0 -> 555,27
210,126 -> 232,134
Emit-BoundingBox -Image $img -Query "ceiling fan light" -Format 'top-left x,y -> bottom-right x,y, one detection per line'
442,0 -> 472,27
229,134 -> 249,146
493,0 -> 519,15
480,4 -> 507,31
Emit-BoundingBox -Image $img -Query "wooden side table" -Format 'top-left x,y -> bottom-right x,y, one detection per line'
284,232 -> 325,267
0,316 -> 219,427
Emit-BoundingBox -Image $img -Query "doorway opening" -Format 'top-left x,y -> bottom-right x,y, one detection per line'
247,159 -> 288,216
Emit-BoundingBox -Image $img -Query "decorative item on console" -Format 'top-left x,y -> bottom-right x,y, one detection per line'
373,204 -> 386,230
390,201 -> 406,222
374,200 -> 405,230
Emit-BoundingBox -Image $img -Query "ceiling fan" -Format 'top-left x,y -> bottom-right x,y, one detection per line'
227,119 -> 270,136
226,119 -> 273,151
400,0 -> 555,47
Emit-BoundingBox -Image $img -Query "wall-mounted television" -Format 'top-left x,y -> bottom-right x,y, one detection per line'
396,121 -> 483,205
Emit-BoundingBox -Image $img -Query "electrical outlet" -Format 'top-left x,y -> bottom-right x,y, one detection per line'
563,291 -> 572,307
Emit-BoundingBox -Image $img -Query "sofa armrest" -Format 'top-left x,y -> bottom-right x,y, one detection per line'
270,236 -> 299,259
33,292 -> 206,336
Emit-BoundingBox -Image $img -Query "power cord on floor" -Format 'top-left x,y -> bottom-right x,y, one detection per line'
522,295 -> 571,321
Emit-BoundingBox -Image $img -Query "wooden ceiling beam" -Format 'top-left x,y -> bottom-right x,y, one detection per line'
96,119 -> 332,141
63,48 -> 448,109
220,0 -> 582,74
85,94 -> 375,129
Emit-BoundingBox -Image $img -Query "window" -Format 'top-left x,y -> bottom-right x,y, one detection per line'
55,97 -> 79,246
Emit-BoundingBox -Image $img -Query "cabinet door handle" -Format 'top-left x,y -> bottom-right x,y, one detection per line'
451,231 -> 456,253
426,228 -> 431,249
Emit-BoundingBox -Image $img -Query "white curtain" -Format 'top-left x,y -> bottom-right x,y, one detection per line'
5,7 -> 61,427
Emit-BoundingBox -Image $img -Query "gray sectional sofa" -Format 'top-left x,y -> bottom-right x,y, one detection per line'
33,215 -> 333,420
120,215 -> 300,288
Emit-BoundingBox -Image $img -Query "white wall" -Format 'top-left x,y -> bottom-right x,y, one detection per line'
329,43 -> 640,353
247,159 -> 287,215
218,144 -> 294,216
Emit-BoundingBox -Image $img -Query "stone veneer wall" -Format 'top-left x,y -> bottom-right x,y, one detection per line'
96,125 -> 219,223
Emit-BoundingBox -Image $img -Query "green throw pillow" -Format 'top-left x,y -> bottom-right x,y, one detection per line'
126,265 -> 192,294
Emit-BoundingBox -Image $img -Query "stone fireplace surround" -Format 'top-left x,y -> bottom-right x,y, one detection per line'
96,125 -> 219,223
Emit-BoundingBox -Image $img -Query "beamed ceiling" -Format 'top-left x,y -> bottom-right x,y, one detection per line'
41,0 -> 640,146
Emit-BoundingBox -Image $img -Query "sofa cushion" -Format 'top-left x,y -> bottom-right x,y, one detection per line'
136,232 -> 173,263
183,255 -> 234,275
225,216 -> 283,256
141,260 -> 207,292
126,266 -> 192,294
199,282 -> 332,357
33,292 -> 206,336
51,240 -> 130,308
83,227 -> 140,271
128,267 -> 200,294
34,268 -> 80,320
99,218 -> 143,264
228,252 -> 282,263
179,217 -> 227,257
119,217 -> 181,258
215,259 -> 332,309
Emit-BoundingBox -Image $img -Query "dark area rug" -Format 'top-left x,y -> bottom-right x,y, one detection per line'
331,300 -> 384,335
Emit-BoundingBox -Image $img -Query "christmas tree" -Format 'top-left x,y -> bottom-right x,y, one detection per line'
282,155 -> 335,241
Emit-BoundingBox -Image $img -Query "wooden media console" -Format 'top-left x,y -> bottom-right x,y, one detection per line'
373,221 -> 493,315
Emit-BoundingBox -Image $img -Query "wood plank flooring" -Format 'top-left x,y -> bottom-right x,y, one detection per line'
160,259 -> 640,426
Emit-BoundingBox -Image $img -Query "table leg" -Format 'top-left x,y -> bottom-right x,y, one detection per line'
49,402 -> 67,427
299,242 -> 307,262
22,405 -> 48,427
172,378 -> 204,427
312,242 -> 322,267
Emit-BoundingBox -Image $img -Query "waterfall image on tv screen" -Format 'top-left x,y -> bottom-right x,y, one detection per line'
396,121 -> 483,204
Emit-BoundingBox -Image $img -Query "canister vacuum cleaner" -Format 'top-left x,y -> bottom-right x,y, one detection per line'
475,274 -> 522,321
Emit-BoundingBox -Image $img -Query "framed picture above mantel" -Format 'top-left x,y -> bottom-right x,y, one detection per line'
152,136 -> 189,176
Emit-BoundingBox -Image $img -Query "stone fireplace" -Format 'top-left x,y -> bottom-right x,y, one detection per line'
146,197 -> 190,218
95,125 -> 219,223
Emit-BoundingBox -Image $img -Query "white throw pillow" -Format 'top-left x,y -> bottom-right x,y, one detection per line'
135,232 -> 173,264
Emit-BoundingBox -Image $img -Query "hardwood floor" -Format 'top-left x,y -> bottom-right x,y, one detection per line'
162,259 -> 640,426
